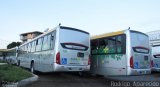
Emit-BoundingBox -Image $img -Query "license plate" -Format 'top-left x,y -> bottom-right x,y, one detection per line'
77,52 -> 84,57
144,56 -> 148,60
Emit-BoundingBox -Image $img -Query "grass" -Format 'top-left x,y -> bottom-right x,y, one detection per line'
0,64 -> 33,82
0,60 -> 6,63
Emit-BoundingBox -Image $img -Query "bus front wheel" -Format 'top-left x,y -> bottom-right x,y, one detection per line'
30,62 -> 35,73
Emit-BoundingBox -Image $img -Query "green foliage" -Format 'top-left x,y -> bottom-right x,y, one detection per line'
7,42 -> 21,49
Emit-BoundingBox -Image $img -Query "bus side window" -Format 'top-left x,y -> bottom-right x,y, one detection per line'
116,34 -> 126,54
30,42 -> 33,52
42,34 -> 51,50
25,44 -> 28,53
42,35 -> 47,50
117,35 -> 122,53
91,40 -> 99,55
48,34 -> 51,49
31,41 -> 36,52
99,39 -> 106,54
50,35 -> 55,49
50,31 -> 56,49
108,37 -> 116,53
28,43 -> 32,52
36,38 -> 43,51
23,45 -> 25,52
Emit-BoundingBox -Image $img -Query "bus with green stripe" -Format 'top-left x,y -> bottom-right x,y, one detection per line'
90,29 -> 151,76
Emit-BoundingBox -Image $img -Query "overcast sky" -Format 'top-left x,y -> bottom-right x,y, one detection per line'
0,0 -> 160,49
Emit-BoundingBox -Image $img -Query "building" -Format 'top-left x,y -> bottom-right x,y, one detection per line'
20,31 -> 43,43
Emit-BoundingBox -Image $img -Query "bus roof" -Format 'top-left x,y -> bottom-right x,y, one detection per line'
0,47 -> 17,52
60,26 -> 89,35
91,30 -> 125,40
20,25 -> 89,47
130,30 -> 148,37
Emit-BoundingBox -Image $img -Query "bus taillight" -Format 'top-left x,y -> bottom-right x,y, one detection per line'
130,56 -> 134,68
56,52 -> 60,64
88,55 -> 91,65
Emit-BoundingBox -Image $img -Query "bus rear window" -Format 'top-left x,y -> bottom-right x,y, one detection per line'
61,43 -> 88,51
153,54 -> 160,58
133,46 -> 149,54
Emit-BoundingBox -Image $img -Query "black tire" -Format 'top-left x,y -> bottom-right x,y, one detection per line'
78,72 -> 84,77
17,60 -> 20,67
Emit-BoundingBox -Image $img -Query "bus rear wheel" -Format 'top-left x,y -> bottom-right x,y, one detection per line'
78,72 -> 87,77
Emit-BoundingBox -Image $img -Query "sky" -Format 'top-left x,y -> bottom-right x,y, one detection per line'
0,0 -> 160,49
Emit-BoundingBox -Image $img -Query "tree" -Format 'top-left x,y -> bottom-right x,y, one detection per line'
7,42 -> 21,49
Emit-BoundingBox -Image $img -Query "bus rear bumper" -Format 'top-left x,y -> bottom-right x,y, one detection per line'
54,63 -> 90,72
151,67 -> 160,72
128,69 -> 151,75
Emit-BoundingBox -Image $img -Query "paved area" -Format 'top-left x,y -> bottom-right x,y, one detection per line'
106,72 -> 160,81
23,72 -> 160,87
23,72 -> 112,87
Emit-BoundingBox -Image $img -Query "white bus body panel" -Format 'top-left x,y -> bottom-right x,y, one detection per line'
5,47 -> 18,64
54,27 -> 90,72
91,55 -> 127,76
128,31 -> 151,75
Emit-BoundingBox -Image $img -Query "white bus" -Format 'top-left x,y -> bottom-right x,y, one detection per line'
5,47 -> 18,64
90,29 -> 151,76
17,25 -> 90,73
0,52 -> 3,61
151,45 -> 160,72
148,30 -> 160,72
0,49 -> 7,61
